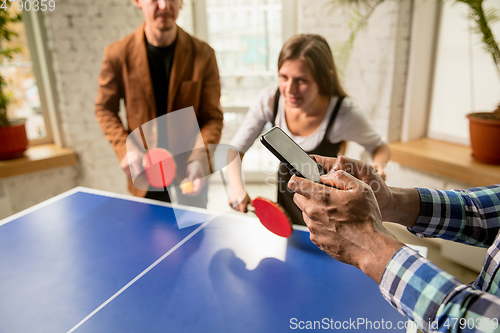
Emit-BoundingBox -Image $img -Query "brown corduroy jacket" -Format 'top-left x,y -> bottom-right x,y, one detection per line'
95,24 -> 223,197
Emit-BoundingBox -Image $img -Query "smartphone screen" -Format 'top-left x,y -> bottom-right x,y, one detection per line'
260,127 -> 324,182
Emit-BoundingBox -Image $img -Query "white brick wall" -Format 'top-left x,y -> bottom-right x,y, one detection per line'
298,0 -> 407,146
0,0 -> 477,219
41,0 -> 144,194
386,162 -> 472,190
1,1 -> 143,217
297,0 -> 473,193
388,0 -> 412,143
0,166 -> 78,220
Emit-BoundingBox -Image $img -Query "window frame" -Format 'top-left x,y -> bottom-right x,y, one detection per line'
186,1 -> 297,177
21,9 -> 62,146
401,0 -> 442,142
190,0 -> 297,114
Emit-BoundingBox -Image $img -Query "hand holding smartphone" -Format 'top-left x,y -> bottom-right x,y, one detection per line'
260,127 -> 326,183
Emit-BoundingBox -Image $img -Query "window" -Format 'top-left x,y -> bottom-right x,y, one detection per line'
191,0 -> 296,108
190,0 -> 296,174
402,0 -> 500,145
1,9 -> 59,145
428,0 -> 500,145
205,0 -> 283,107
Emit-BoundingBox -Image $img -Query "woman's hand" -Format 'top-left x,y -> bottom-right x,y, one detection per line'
229,192 -> 252,213
371,162 -> 386,181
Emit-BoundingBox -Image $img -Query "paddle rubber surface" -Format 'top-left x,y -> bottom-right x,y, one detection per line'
252,197 -> 293,238
142,148 -> 177,188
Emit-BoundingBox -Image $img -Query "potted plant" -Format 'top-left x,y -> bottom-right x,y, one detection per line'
468,103 -> 500,164
0,10 -> 28,160
461,0 -> 500,164
331,0 -> 500,164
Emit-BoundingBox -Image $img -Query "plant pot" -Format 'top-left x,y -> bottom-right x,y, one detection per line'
0,119 -> 28,160
467,112 -> 500,164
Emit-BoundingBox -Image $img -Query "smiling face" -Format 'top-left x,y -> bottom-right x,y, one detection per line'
134,0 -> 182,32
278,59 -> 321,111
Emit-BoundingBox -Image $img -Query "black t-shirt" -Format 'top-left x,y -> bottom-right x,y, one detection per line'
146,38 -> 176,118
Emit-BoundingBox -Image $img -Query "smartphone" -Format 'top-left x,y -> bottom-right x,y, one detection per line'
260,127 -> 326,182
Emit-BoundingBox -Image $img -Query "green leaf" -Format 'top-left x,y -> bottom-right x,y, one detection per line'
328,0 -> 386,80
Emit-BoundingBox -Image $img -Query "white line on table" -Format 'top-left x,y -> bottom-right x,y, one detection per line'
66,218 -> 213,333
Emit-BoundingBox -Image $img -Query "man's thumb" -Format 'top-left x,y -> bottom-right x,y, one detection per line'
320,170 -> 362,191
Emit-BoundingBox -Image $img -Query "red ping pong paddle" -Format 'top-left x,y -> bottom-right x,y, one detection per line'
250,197 -> 293,238
142,148 -> 177,188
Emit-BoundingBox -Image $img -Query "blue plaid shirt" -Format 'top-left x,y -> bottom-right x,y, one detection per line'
379,185 -> 500,332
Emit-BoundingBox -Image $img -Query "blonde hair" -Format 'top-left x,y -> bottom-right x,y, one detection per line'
278,34 -> 347,97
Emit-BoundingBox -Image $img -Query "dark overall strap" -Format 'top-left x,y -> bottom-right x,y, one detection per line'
322,95 -> 345,144
304,95 -> 345,156
276,95 -> 345,226
271,88 -> 280,126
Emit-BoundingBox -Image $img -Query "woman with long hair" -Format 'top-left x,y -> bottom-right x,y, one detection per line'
228,34 -> 390,226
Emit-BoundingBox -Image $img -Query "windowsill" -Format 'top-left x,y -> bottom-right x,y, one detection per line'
0,144 -> 78,179
389,139 -> 500,187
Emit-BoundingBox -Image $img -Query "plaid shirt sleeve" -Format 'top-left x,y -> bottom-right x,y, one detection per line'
380,246 -> 500,333
409,186 -> 500,247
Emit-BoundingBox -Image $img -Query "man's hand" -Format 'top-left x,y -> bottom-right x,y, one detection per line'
289,171 -> 404,284
120,150 -> 144,179
181,160 -> 206,196
313,155 -> 392,220
313,155 -> 420,226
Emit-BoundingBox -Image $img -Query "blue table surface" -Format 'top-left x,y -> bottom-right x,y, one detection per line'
0,189 -> 408,333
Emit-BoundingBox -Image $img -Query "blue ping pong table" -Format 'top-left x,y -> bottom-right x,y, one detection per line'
0,187 -> 412,333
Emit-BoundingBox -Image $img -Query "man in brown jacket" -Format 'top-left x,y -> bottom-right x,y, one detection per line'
96,0 -> 223,207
